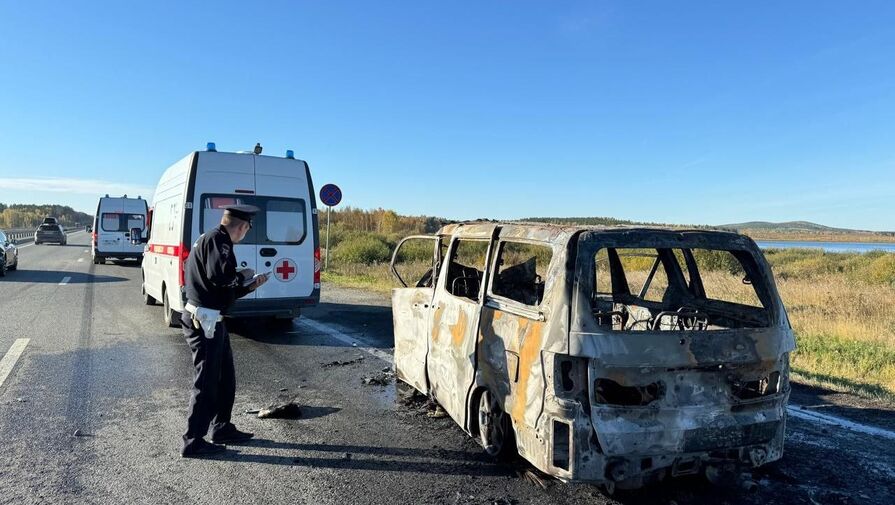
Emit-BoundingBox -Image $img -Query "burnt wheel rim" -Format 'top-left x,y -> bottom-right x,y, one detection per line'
478,390 -> 506,456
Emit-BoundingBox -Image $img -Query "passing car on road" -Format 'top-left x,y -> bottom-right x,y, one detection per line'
34,223 -> 67,245
91,195 -> 149,264
0,229 -> 19,276
390,222 -> 794,491
141,142 -> 320,327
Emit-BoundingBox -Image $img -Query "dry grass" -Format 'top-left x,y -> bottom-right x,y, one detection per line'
321,263 -> 395,293
775,276 -> 895,399
744,230 -> 895,244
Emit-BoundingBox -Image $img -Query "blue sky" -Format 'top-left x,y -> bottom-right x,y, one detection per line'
1,1 -> 893,230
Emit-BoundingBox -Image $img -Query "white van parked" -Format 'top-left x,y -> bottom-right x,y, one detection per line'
92,195 -> 149,264
141,143 -> 321,327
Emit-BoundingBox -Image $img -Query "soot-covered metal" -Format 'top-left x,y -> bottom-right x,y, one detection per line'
390,222 -> 794,490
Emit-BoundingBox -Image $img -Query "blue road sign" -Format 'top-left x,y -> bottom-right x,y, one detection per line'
319,183 -> 342,207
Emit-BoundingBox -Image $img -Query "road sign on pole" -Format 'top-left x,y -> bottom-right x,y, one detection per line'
319,184 -> 342,271
319,184 -> 342,207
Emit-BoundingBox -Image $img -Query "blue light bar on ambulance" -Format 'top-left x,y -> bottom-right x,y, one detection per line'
206,142 -> 217,152
286,150 -> 294,159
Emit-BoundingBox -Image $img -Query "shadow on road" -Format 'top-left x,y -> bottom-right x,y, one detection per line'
788,380 -> 895,431
298,405 -> 342,420
0,270 -> 127,284
216,440 -> 515,477
228,302 -> 395,349
100,260 -> 142,268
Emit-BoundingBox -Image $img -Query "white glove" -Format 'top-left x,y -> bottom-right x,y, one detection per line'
194,307 -> 222,339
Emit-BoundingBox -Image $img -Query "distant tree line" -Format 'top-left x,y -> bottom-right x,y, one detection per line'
0,203 -> 93,229
323,207 -> 451,265
524,216 -> 724,231
329,206 -> 449,235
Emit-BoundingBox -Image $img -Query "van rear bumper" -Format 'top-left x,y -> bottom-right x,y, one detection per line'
94,251 -> 144,260
227,293 -> 320,319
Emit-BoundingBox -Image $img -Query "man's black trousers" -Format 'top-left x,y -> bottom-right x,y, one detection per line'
181,312 -> 235,447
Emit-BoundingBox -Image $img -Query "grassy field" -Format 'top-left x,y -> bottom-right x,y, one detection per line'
323,246 -> 895,401
743,230 -> 895,244
763,249 -> 895,400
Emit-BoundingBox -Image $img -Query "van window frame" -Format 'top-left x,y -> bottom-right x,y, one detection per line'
198,194 -> 310,246
485,238 -> 553,320
440,236 -> 491,304
99,212 -> 145,233
577,232 -> 780,332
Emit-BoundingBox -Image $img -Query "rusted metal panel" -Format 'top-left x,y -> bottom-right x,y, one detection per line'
428,290 -> 481,426
477,306 -> 547,428
392,287 -> 433,393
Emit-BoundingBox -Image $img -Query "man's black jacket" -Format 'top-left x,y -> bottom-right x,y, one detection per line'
184,225 -> 252,312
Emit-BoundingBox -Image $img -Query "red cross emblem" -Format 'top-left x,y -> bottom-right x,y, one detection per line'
275,258 -> 296,282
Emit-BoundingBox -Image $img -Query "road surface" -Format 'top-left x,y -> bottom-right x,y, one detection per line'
1,233 -> 893,504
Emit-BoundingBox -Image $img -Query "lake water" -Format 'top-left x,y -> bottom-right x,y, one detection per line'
755,240 -> 895,253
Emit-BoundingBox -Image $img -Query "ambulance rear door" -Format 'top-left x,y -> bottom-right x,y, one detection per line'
252,155 -> 315,300
194,152 -> 258,300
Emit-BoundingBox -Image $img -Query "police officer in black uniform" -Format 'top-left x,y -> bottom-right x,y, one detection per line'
180,204 -> 268,457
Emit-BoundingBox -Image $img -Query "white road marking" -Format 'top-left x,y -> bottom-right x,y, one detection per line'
0,339 -> 30,390
296,318 -> 394,365
787,405 -> 895,441
59,276 -> 71,285
77,258 -> 85,262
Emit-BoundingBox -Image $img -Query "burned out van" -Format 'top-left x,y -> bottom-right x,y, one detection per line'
390,222 -> 794,490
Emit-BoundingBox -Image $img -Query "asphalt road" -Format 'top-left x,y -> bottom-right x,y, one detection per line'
1,232 -> 893,505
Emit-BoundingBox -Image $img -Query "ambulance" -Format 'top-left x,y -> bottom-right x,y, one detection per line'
141,143 -> 321,327
92,195 -> 149,263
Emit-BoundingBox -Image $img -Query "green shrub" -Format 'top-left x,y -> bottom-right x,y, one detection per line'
332,233 -> 392,265
691,249 -> 744,275
396,239 -> 435,263
762,248 -> 895,286
859,253 -> 895,286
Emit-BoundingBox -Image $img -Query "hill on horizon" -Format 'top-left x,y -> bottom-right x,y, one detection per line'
722,220 -> 849,232
721,220 -> 894,235
525,217 -> 894,236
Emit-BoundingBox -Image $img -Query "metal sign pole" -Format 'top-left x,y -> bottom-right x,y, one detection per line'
325,205 -> 331,270
319,183 -> 341,272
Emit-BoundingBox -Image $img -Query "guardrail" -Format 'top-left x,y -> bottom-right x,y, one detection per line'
6,227 -> 85,245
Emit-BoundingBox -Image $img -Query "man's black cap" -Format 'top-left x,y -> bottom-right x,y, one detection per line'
223,204 -> 260,222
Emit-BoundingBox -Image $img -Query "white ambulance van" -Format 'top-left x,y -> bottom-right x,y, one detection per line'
141,143 -> 321,327
92,195 -> 150,264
